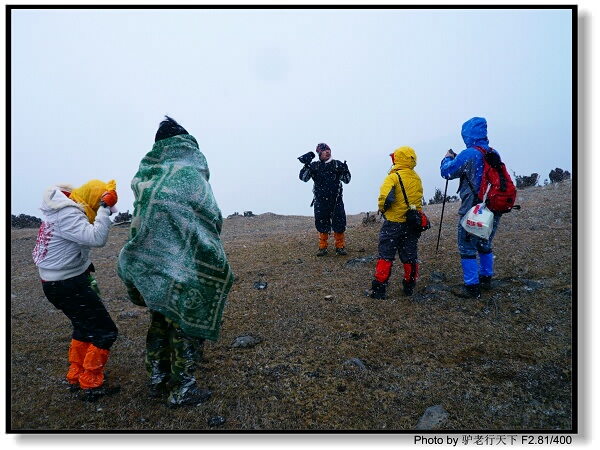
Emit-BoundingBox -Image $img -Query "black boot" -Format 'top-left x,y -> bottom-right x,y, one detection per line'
479,275 -> 492,290
167,384 -> 212,408
452,283 -> 481,299
146,359 -> 171,398
148,379 -> 170,399
79,382 -> 121,402
166,329 -> 210,408
368,280 -> 387,299
402,280 -> 416,296
465,284 -> 481,298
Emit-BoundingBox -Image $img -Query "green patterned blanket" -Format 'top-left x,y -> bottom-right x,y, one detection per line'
117,135 -> 233,341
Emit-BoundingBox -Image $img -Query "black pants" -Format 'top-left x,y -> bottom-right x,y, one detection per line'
377,220 -> 419,263
314,197 -> 346,234
42,272 -> 118,350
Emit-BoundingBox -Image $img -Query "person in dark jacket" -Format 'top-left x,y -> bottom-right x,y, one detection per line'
440,116 -> 502,298
299,143 -> 351,256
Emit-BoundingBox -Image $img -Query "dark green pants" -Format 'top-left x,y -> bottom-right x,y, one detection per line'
146,310 -> 205,390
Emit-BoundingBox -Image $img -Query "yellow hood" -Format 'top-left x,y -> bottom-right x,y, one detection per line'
70,179 -> 116,223
390,146 -> 417,172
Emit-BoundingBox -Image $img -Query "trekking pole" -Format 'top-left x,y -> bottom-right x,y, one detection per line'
436,149 -> 455,254
435,179 -> 449,254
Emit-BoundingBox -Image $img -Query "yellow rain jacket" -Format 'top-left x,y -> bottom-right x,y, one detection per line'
377,146 -> 424,223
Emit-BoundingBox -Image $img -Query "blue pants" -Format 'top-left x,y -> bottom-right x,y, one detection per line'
457,213 -> 501,257
458,213 -> 501,285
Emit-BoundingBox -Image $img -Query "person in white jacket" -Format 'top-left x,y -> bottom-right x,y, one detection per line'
32,179 -> 120,402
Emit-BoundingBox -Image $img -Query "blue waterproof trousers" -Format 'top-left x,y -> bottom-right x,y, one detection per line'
457,213 -> 501,286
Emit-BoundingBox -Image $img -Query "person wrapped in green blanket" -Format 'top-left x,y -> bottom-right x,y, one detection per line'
118,116 -> 234,408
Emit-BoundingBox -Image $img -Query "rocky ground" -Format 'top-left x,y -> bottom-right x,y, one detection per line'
9,180 -> 573,431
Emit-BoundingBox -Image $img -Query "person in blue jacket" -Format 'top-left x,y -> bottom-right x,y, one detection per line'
300,143 -> 351,256
440,117 -> 502,298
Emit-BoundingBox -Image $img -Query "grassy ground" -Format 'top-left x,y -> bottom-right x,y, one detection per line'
9,180 -> 573,432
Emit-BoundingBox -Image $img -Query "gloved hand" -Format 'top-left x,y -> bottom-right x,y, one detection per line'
100,190 -> 118,207
298,151 -> 316,165
339,161 -> 349,173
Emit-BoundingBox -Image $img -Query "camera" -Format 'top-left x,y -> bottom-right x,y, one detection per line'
298,151 -> 316,165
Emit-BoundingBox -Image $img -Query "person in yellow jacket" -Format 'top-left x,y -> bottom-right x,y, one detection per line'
367,146 -> 424,299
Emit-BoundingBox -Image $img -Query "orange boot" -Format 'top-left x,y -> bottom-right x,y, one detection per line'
334,232 -> 347,255
317,232 -> 329,256
79,344 -> 109,389
66,339 -> 90,389
79,344 -> 120,401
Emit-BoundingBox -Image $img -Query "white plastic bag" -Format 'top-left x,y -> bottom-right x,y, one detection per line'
461,203 -> 494,240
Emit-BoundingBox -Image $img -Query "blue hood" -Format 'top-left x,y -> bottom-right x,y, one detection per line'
461,117 -> 490,149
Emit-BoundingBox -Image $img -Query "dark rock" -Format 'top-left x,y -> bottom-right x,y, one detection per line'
415,404 -> 449,430
345,254 -> 378,267
343,357 -> 367,370
208,415 -> 226,428
231,335 -> 261,348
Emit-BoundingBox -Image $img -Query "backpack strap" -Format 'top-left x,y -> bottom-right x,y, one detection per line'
461,146 -> 488,203
396,173 -> 410,207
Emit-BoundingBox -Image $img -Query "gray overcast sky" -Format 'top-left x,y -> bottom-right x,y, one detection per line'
10,5 -> 573,219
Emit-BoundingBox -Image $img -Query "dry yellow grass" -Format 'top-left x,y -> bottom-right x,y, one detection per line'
9,180 -> 573,431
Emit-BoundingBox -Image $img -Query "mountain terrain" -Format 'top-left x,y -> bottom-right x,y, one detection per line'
9,180 -> 573,431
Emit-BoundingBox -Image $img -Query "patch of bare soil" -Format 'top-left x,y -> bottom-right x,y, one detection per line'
9,181 -> 573,431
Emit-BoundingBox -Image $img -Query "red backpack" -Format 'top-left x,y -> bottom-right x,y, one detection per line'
475,146 -> 517,214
